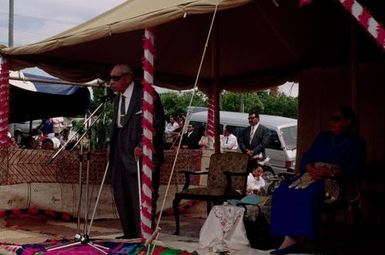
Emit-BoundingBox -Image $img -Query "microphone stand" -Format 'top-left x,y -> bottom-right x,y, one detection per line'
49,99 -> 109,163
46,96 -> 113,254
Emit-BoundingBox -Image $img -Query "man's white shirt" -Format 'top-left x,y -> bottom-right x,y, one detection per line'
165,122 -> 179,134
249,123 -> 260,144
247,173 -> 266,191
220,133 -> 239,151
117,81 -> 134,127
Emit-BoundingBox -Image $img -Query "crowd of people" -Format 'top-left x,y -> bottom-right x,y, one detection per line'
10,117 -> 78,150
163,114 -> 248,153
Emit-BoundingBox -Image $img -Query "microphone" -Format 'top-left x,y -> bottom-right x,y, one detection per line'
99,93 -> 116,102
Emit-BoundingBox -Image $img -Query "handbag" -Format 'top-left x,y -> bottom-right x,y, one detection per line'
241,204 -> 272,250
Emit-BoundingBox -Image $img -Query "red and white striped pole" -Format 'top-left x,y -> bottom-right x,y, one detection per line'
338,0 -> 385,50
206,92 -> 215,148
301,0 -> 385,50
0,58 -> 10,148
141,27 -> 156,239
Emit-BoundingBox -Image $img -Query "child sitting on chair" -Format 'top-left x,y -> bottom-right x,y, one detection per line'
246,165 -> 266,195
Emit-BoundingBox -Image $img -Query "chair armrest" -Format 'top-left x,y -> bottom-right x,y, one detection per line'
178,170 -> 209,175
224,171 -> 248,196
178,170 -> 208,190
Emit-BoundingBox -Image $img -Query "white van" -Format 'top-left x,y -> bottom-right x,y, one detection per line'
185,107 -> 297,174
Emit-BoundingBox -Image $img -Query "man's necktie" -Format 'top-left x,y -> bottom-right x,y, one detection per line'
249,126 -> 255,144
120,95 -> 126,126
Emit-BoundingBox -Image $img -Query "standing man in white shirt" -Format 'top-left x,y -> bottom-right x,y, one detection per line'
220,126 -> 239,152
164,115 -> 180,149
165,116 -> 179,134
238,111 -> 271,172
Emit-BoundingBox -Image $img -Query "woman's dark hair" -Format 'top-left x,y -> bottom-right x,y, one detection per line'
339,106 -> 356,129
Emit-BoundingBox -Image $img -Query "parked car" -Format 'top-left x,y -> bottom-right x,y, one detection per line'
185,107 -> 297,175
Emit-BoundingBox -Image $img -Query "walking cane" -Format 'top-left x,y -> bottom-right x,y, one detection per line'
136,158 -> 143,225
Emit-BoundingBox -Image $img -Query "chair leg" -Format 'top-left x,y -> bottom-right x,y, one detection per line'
173,197 -> 181,235
206,201 -> 212,215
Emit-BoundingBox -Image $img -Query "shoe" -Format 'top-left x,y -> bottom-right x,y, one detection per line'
270,243 -> 300,254
115,235 -> 129,239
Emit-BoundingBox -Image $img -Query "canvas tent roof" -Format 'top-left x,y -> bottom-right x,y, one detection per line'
1,0 -> 384,92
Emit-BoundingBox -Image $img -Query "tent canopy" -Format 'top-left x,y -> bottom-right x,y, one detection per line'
9,72 -> 91,123
1,0 -> 384,93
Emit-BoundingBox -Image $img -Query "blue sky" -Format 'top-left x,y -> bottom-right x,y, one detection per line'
0,0 -> 126,46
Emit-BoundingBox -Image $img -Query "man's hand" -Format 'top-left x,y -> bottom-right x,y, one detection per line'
134,147 -> 143,160
246,149 -> 254,157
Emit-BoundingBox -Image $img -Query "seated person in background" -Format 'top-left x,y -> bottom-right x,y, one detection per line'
41,138 -> 54,150
247,164 -> 266,195
181,124 -> 201,149
269,106 -> 366,255
167,115 -> 186,150
9,136 -> 19,148
198,128 -> 214,149
51,133 -> 61,149
40,118 -> 54,134
220,126 -> 239,152
164,115 -> 180,149
25,129 -> 42,149
52,117 -> 64,134
165,115 -> 179,134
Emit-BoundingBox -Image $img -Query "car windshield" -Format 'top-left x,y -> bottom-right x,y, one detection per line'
281,126 -> 297,150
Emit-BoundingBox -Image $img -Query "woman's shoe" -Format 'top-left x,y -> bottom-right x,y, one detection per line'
270,243 -> 300,254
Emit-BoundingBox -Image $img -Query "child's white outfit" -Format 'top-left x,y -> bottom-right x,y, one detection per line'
247,173 -> 266,191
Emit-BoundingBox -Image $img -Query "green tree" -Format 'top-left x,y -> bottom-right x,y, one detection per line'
160,91 -> 207,117
161,90 -> 298,119
89,88 -> 114,149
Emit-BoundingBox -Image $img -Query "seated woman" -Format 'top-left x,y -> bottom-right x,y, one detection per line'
269,106 -> 366,254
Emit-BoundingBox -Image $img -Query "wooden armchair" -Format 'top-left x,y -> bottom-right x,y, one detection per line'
172,152 -> 249,235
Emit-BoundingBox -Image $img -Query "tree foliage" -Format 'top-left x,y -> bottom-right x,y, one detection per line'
161,91 -> 207,117
161,90 -> 298,119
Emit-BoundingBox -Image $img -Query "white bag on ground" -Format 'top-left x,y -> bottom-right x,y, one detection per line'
199,204 -> 250,252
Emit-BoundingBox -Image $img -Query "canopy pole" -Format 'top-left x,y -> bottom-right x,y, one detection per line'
141,26 -> 158,241
9,76 -> 108,88
0,58 -> 10,148
338,0 -> 385,50
211,20 -> 221,154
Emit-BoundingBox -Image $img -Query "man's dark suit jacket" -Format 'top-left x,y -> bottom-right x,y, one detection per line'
109,82 -> 165,172
238,124 -> 271,158
181,131 -> 201,149
108,82 -> 165,237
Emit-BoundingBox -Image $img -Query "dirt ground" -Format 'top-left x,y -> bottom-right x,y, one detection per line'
0,201 -> 207,253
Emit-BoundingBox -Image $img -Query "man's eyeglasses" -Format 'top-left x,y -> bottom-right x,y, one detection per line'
248,116 -> 256,120
110,73 -> 130,81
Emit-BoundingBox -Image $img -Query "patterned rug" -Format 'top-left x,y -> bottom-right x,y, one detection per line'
0,239 -> 196,255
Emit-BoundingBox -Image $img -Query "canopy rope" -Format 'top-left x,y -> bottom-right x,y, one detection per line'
152,1 -> 220,246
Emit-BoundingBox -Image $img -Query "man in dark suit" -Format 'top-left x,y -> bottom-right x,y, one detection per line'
108,64 -> 165,239
181,123 -> 201,149
238,111 -> 271,172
